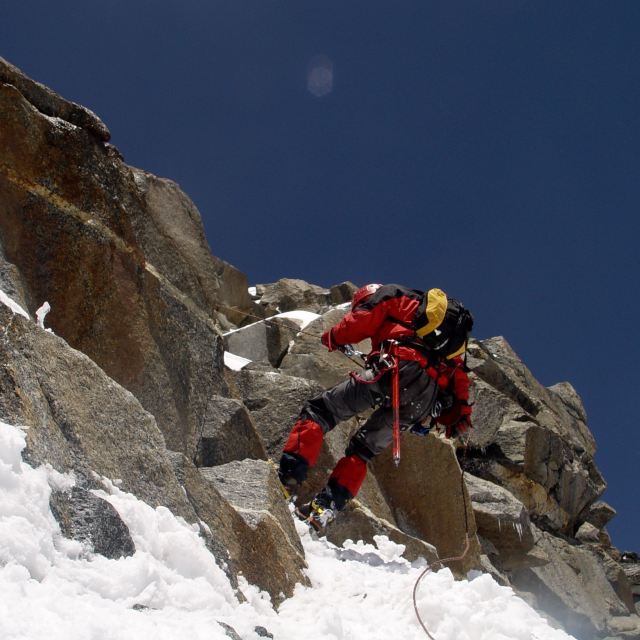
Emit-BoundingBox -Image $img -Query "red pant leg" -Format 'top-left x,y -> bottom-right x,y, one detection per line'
329,454 -> 368,498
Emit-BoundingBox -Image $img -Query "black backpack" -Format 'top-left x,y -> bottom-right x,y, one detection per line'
413,290 -> 474,359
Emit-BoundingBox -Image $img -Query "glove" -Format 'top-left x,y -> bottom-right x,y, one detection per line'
444,414 -> 472,439
321,329 -> 338,352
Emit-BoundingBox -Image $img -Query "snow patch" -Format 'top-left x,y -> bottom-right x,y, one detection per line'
0,418 -> 577,640
223,351 -> 252,371
36,302 -> 52,331
223,309 -> 321,337
0,289 -> 29,320
274,310 -> 320,330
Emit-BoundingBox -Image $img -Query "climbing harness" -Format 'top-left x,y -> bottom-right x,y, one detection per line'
345,341 -> 402,466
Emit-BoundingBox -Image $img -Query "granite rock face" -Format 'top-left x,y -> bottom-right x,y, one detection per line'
372,435 -> 482,576
0,57 -> 256,459
463,473 -> 536,569
201,460 -> 309,602
224,315 -> 302,368
0,306 -> 197,518
510,529 -> 640,640
2,58 -> 637,639
464,338 -> 606,536
195,395 -> 267,467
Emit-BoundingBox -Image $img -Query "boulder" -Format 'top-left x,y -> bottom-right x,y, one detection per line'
329,281 -> 358,305
200,460 -> 309,602
256,278 -> 332,314
224,316 -> 302,367
372,435 -> 481,575
463,473 -> 536,569
547,381 -> 588,423
583,500 -> 617,530
576,522 -> 601,544
326,500 -> 439,564
195,395 -> 267,467
169,451 -> 294,594
49,486 -> 135,559
218,622 -> 242,640
227,369 -> 324,457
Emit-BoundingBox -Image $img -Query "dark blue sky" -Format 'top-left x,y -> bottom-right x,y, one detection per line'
3,1 -> 639,551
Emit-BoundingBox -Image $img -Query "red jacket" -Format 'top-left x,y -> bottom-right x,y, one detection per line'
329,285 -> 429,365
327,284 -> 472,431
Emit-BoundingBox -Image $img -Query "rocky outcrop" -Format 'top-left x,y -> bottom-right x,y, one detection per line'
2,58 -> 637,639
201,460 -> 309,602
0,303 -> 307,601
129,168 -> 257,329
195,395 -> 267,467
0,57 -> 257,459
173,451 -> 306,604
0,56 -> 110,142
227,368 -> 325,457
223,291 -> 637,636
372,435 -> 482,575
464,338 -> 606,536
620,554 -> 640,614
0,305 -> 197,518
224,316 -> 302,368
464,473 -> 538,570
510,529 -> 640,639
254,278 -> 333,315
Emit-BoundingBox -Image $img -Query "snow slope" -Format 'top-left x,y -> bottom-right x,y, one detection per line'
0,289 -> 575,639
0,418 -> 576,640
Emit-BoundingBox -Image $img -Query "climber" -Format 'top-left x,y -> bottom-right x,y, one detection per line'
277,283 -> 474,532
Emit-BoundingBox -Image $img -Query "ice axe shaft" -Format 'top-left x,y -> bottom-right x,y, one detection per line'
392,359 -> 401,466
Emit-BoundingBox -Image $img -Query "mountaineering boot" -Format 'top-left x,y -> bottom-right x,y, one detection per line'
295,500 -> 335,533
295,488 -> 336,533
278,474 -> 299,503
277,451 -> 310,502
